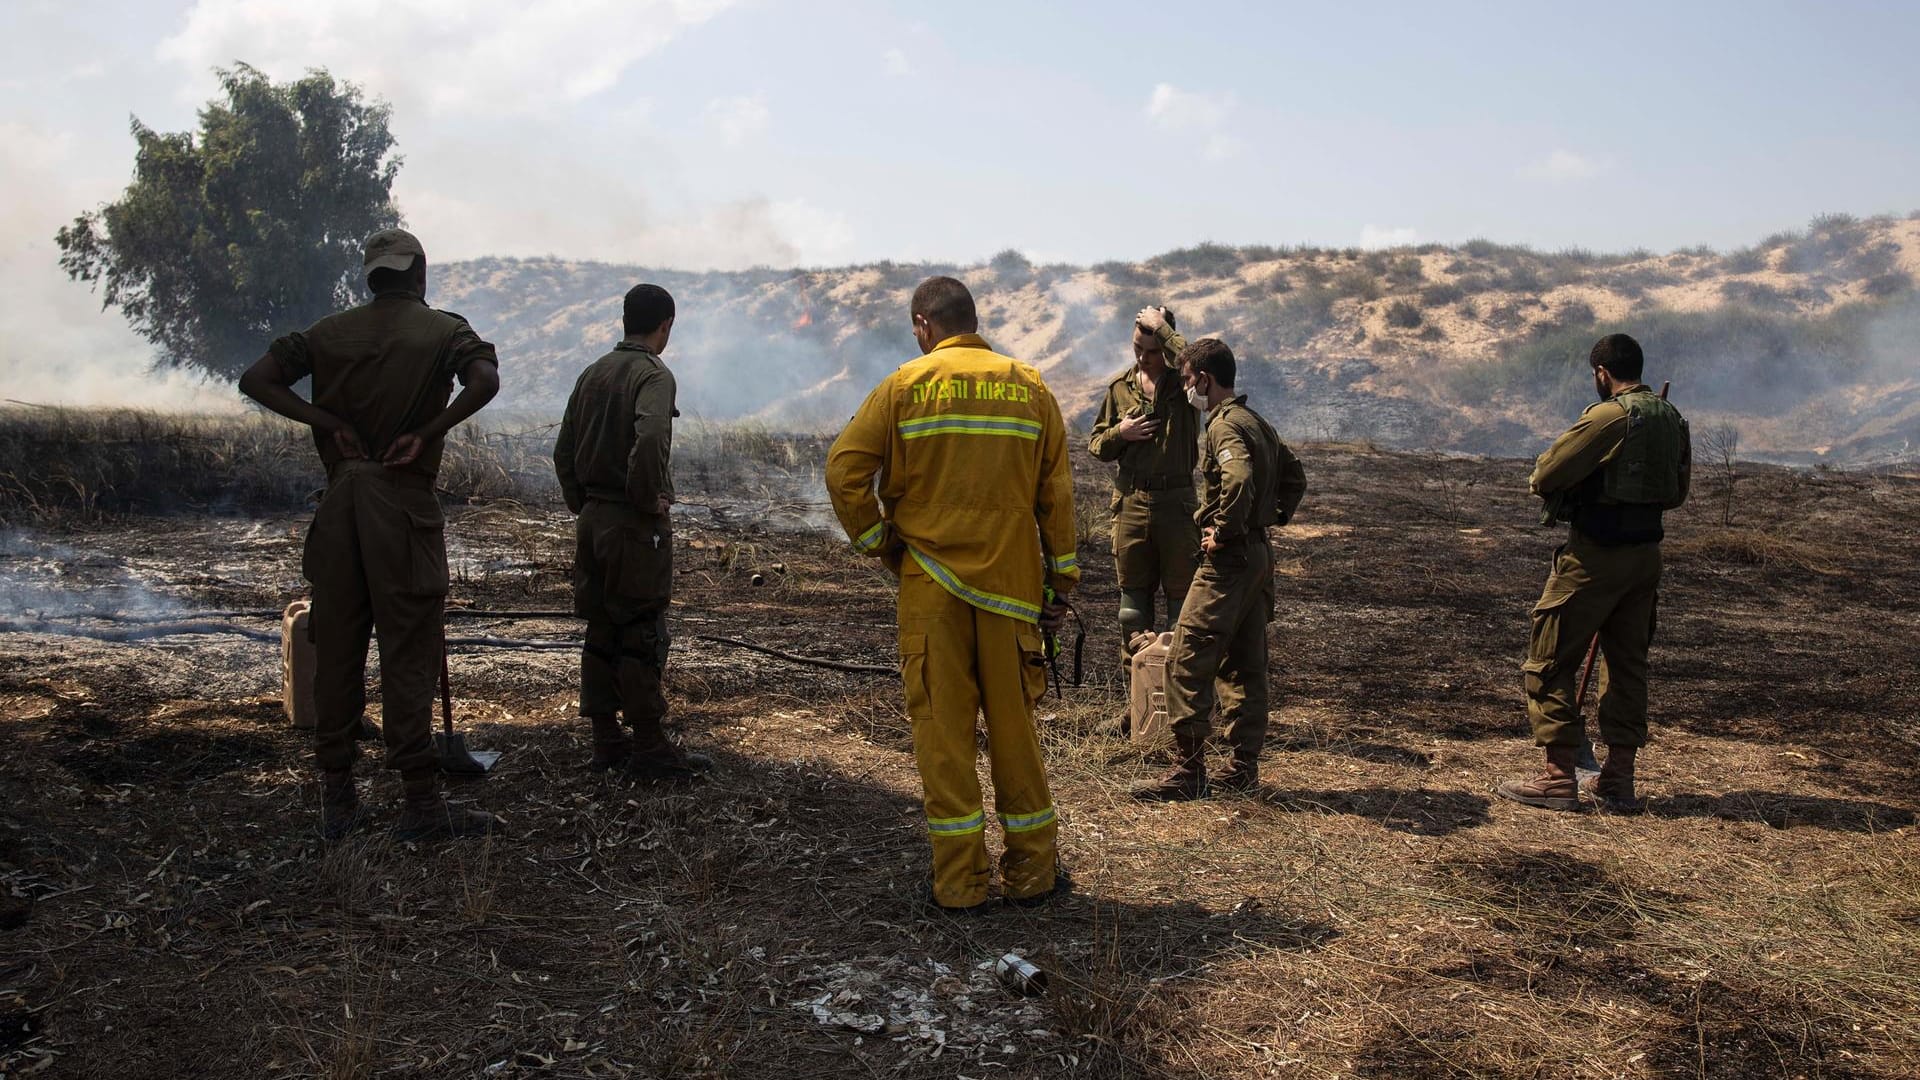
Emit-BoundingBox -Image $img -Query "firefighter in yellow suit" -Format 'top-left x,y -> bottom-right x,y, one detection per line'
826,276 -> 1079,913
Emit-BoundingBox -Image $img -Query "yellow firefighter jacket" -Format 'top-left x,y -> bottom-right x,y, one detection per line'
826,333 -> 1080,622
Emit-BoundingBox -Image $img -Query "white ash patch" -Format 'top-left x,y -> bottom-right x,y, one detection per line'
791,954 -> 1055,1064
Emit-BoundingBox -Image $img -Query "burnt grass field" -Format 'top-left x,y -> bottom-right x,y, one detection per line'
1,426 -> 1917,1079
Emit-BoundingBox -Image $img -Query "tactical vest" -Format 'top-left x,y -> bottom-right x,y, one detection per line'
1598,389 -> 1686,507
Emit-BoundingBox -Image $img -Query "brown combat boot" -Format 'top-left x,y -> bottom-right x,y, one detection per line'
1581,745 -> 1647,814
1496,745 -> 1582,811
587,714 -> 631,772
1131,733 -> 1208,802
320,768 -> 367,841
1213,755 -> 1260,793
393,773 -> 501,841
624,716 -> 713,784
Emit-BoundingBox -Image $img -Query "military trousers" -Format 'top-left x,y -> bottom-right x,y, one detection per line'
897,558 -> 1058,908
305,463 -> 447,777
573,500 -> 673,729
1165,537 -> 1275,762
1111,487 -> 1200,663
1525,531 -> 1662,748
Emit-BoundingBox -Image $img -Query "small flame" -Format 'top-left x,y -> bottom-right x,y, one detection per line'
792,310 -> 813,330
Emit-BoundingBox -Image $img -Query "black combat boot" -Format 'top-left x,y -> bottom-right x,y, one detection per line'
1495,745 -> 1582,811
587,714 -> 631,772
1131,732 -> 1208,801
1213,754 -> 1260,793
624,716 -> 712,784
320,768 -> 366,841
1581,745 -> 1647,814
393,772 -> 501,841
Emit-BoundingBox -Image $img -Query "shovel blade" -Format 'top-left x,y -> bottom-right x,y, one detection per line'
1574,737 -> 1602,785
435,731 -> 499,775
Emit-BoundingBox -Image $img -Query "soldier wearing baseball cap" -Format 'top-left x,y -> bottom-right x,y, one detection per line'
361,227 -> 426,275
239,227 -> 504,842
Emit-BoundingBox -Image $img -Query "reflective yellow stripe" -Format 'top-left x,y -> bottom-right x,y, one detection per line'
1046,552 -> 1078,574
853,521 -> 885,553
898,413 -> 1042,441
927,810 -> 986,836
908,548 -> 1041,623
999,806 -> 1056,833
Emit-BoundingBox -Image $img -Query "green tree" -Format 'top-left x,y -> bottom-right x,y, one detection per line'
56,64 -> 402,379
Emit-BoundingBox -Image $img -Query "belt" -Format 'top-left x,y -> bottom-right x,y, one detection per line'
1116,474 -> 1193,494
328,460 -> 434,491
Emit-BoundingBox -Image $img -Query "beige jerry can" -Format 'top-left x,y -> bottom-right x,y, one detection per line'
282,599 -> 317,730
1128,631 -> 1174,747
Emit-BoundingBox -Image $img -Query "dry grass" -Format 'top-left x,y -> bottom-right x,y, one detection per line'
1,431 -> 1917,1077
1664,526 -> 1850,573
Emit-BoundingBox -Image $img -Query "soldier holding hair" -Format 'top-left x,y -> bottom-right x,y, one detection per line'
1087,305 -> 1202,729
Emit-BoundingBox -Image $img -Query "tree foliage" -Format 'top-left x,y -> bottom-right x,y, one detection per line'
56,64 -> 402,379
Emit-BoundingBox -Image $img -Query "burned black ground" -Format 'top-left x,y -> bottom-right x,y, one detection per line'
1,441 -> 1916,1078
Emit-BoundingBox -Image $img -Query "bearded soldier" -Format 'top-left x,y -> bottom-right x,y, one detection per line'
1498,333 -> 1690,813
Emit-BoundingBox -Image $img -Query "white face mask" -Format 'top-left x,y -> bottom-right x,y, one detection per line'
1186,384 -> 1208,411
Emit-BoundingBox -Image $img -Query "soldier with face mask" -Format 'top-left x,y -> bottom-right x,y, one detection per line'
1498,333 -> 1691,813
1133,338 -> 1306,801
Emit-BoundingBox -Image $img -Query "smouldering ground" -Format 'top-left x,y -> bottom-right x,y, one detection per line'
2,444 -> 1917,1078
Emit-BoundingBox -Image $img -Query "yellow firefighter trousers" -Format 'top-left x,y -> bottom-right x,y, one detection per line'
304,463 -> 447,777
897,558 -> 1058,907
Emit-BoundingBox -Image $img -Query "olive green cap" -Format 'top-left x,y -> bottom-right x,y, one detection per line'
362,228 -> 424,273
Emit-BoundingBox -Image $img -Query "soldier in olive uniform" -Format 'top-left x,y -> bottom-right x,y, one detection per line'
554,284 -> 711,782
1087,306 -> 1202,724
1498,333 -> 1690,813
239,228 -> 502,841
1134,339 -> 1306,800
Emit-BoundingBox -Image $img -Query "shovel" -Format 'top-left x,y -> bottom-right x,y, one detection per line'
434,639 -> 500,775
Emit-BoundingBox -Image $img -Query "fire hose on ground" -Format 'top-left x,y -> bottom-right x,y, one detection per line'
0,609 -> 898,677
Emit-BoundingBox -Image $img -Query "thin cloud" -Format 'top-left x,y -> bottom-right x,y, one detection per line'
705,94 -> 770,147
158,0 -> 738,117
1522,149 -> 1605,182
1144,83 -> 1243,161
883,48 -> 913,76
1360,225 -> 1419,249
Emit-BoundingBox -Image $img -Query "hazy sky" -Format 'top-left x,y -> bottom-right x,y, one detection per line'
4,0 -> 1918,405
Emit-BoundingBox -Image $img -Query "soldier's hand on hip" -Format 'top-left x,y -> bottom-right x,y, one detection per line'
1200,527 -> 1219,555
326,422 -> 368,461
1114,414 -> 1161,442
654,493 -> 673,515
381,432 -> 425,467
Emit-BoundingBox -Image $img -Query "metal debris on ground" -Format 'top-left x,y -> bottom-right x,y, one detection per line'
791,954 -> 1052,1062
